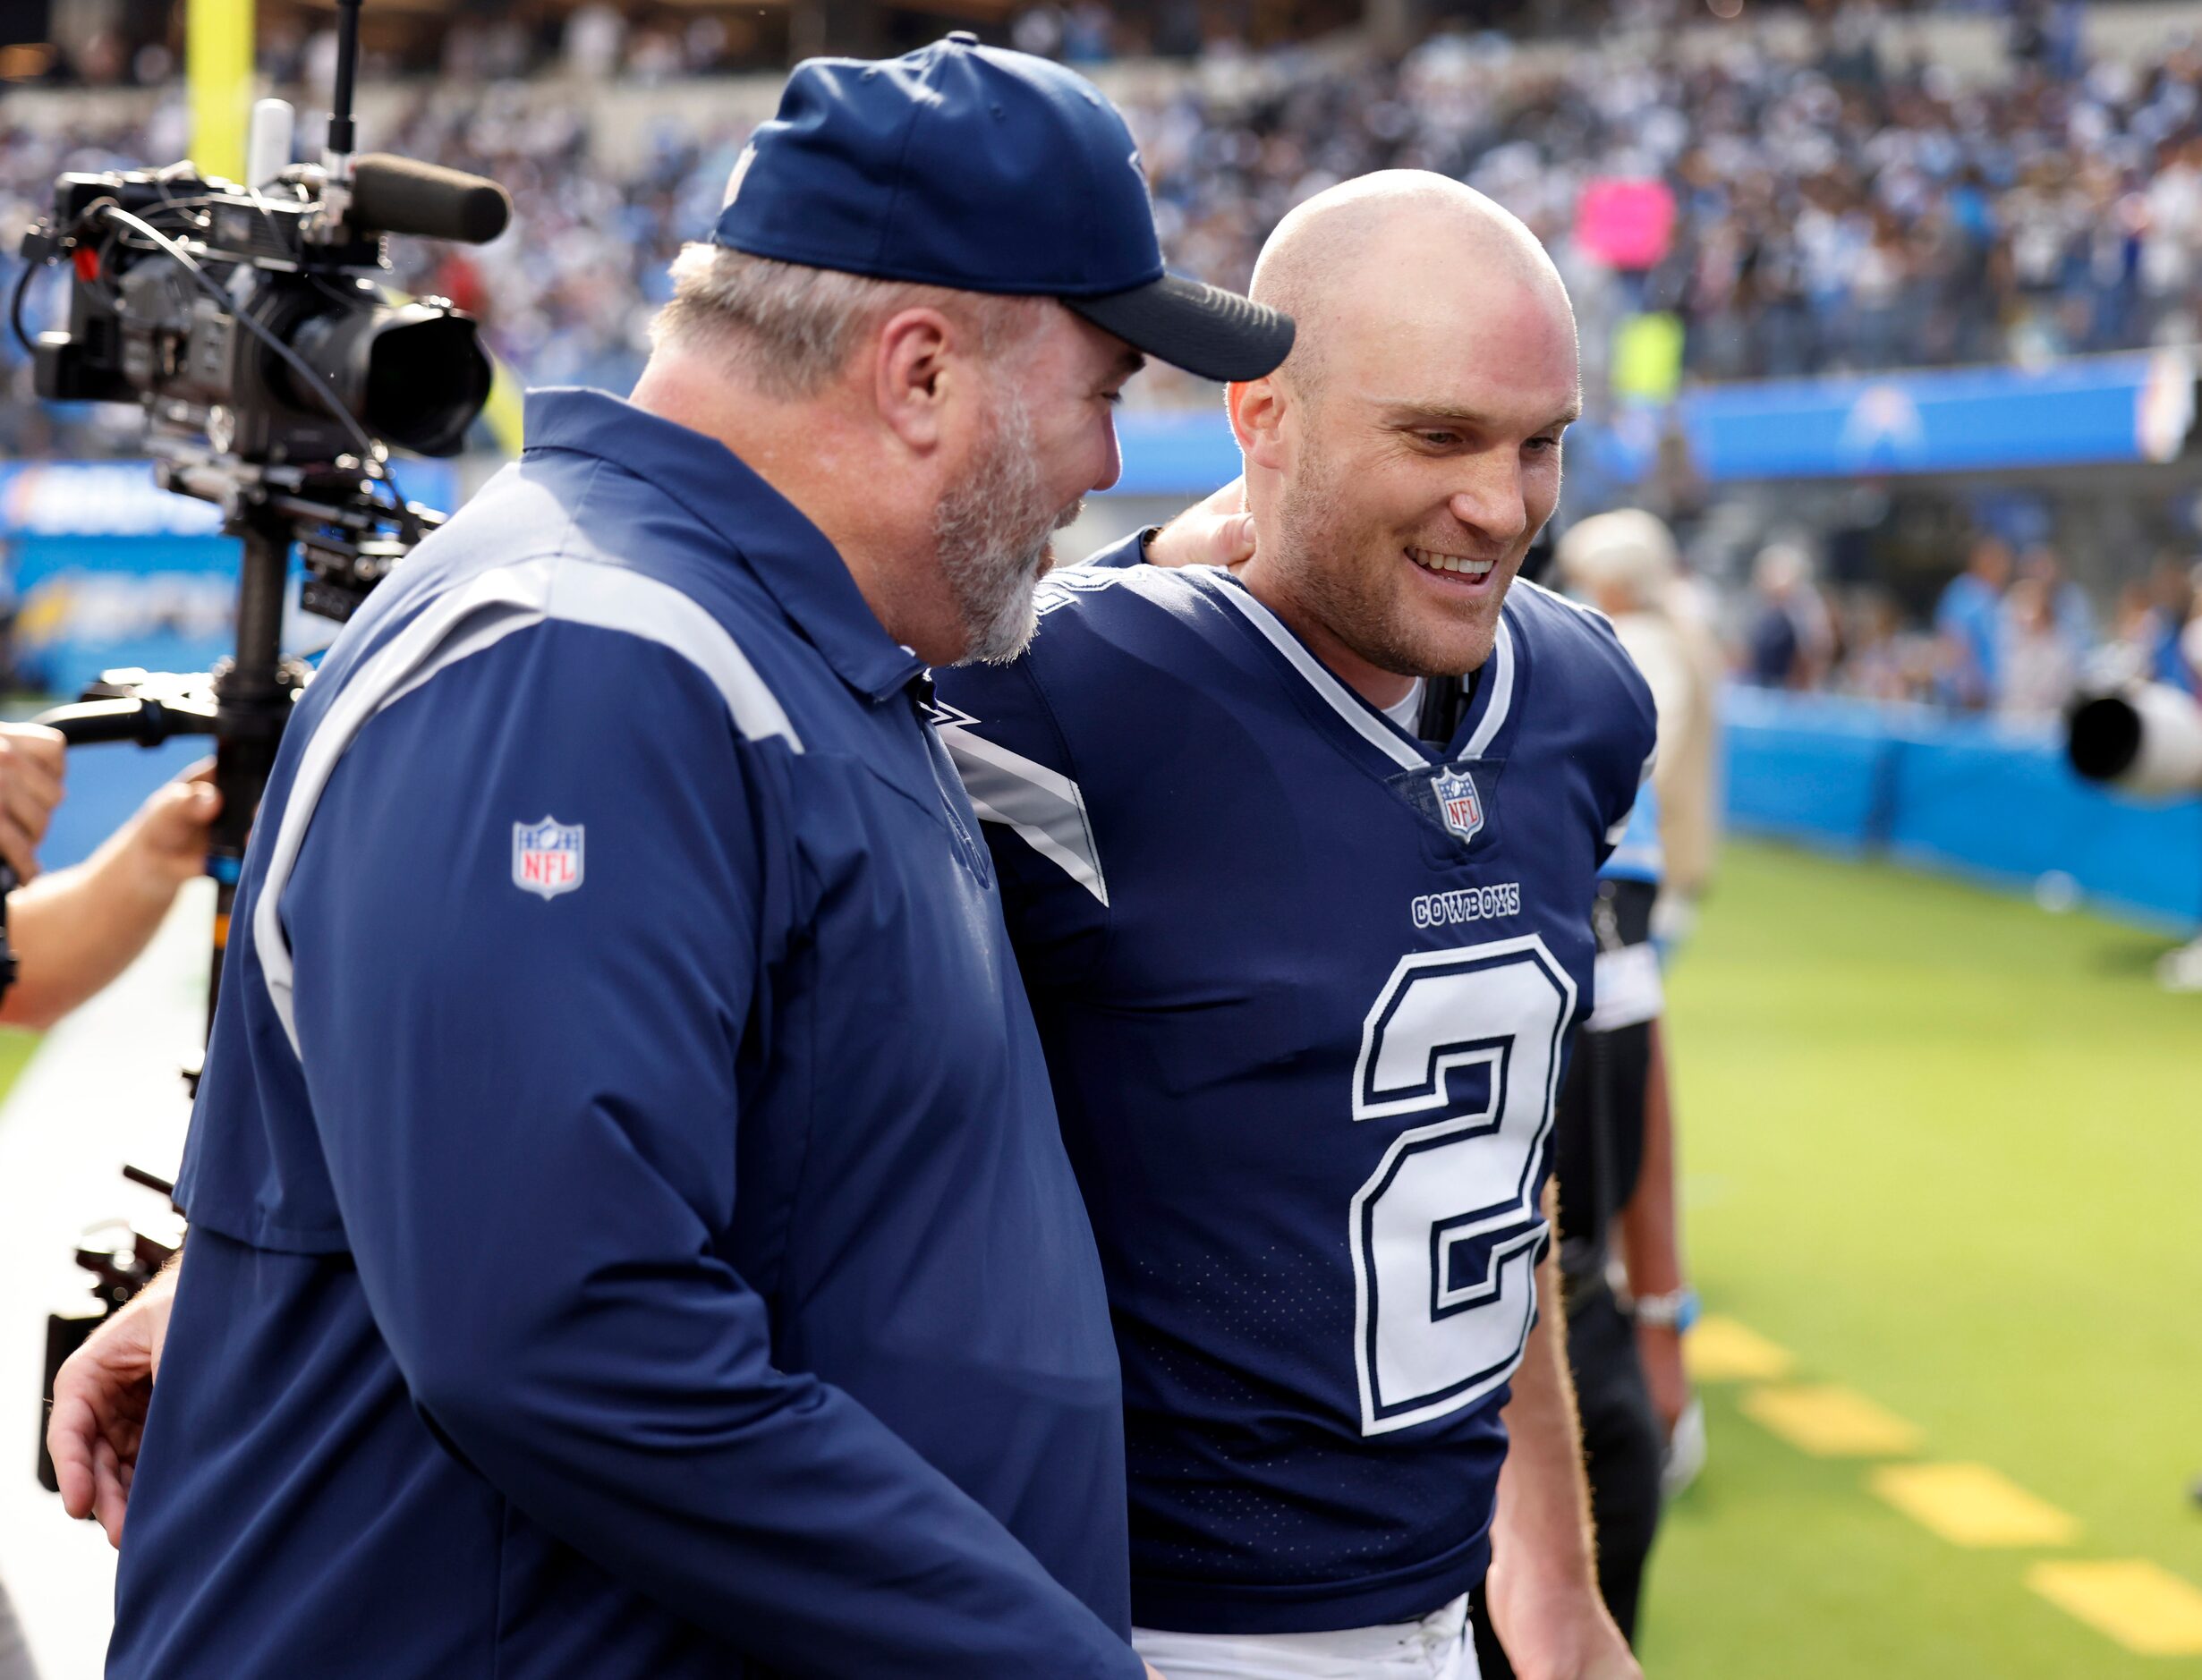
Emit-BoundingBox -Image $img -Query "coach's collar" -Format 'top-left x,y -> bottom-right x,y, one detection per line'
522,386 -> 924,704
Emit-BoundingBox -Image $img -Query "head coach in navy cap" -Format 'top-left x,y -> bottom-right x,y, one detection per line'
643,29 -> 1293,665
73,35 -> 1285,1680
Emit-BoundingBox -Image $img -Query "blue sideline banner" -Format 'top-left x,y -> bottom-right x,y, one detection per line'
1723,685 -> 2202,929
1677,351 -> 2192,481
1104,350 -> 2197,495
0,460 -> 458,695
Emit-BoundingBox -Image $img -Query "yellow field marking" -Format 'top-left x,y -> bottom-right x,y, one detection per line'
1740,1383 -> 1922,1457
1870,1463 -> 2080,1548
1686,1315 -> 1796,1382
2028,1561 -> 2202,1656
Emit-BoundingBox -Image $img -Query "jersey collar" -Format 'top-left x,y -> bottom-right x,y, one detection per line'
523,387 -> 923,704
1196,568 -> 1518,769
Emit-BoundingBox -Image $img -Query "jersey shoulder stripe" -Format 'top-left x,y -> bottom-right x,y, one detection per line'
939,720 -> 1110,906
256,554 -> 798,1056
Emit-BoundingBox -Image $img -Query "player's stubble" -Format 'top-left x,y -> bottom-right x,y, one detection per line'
937,381 -> 1086,666
1271,424 -> 1514,683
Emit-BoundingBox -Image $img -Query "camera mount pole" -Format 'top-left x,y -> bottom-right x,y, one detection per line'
327,0 -> 362,161
317,0 -> 365,232
203,505 -> 295,1031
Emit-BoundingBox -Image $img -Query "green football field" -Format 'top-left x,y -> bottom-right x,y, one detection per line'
0,1030 -> 40,1101
1642,840 -> 2202,1676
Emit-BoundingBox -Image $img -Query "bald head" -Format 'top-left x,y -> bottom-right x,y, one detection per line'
1222,169 -> 1582,702
1250,171 -> 1573,400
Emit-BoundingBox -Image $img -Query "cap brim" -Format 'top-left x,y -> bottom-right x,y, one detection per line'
1064,274 -> 1294,384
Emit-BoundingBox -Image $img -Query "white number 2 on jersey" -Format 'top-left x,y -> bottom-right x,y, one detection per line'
1349,936 -> 1576,1436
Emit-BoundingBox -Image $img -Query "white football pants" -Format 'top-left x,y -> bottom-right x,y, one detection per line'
1133,1593 -> 1478,1680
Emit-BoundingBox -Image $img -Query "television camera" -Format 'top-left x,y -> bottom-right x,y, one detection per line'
13,0 -> 510,1491
2067,683 -> 2202,799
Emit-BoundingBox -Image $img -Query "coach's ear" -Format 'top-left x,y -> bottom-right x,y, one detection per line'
871,305 -> 962,455
1226,376 -> 1289,473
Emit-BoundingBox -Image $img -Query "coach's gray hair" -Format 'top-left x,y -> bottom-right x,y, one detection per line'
650,244 -> 1046,398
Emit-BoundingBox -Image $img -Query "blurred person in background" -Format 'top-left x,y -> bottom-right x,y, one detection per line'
2107,581 -> 2164,687
1933,535 -> 2011,708
1996,575 -> 2081,720
2105,559 -> 2198,693
2163,560 -> 2202,692
1837,592 -> 1934,702
1557,509 -> 1723,915
2018,545 -> 2095,654
2187,569 -> 2202,692
1742,540 -> 1833,692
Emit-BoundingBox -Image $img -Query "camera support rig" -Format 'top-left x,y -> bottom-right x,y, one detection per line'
20,456 -> 446,1498
15,454 -> 445,1019
14,0 -> 497,1493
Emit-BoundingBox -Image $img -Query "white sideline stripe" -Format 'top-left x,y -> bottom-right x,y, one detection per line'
1208,583 -> 1427,771
257,556 -> 801,1055
942,726 -> 1110,906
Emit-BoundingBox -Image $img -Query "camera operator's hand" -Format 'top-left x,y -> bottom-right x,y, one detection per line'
1144,478 -> 1255,571
48,1257 -> 178,1547
125,762 -> 221,893
0,723 -> 65,883
1,761 -> 221,1030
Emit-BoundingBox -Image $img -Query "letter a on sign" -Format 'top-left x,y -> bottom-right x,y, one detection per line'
513,817 -> 585,899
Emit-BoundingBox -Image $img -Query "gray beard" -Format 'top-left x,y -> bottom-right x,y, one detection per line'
936,390 -> 1073,666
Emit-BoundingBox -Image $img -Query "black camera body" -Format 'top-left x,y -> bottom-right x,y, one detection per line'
27,160 -> 496,466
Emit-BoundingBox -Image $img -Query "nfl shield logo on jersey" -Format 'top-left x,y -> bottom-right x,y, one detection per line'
512,817 -> 585,899
1432,766 -> 1485,844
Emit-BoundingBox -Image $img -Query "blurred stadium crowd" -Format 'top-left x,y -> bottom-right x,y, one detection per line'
14,6 -> 2202,413
1730,532 -> 2202,711
6,1 -> 2202,711
1127,25 -> 2202,383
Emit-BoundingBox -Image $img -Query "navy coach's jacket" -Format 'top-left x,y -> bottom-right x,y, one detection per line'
108,389 -> 1139,1679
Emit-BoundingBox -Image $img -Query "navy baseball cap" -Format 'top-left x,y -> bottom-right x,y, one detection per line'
710,34 -> 1293,384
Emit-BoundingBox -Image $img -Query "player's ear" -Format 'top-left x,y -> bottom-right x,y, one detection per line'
872,306 -> 957,453
1228,376 -> 1288,472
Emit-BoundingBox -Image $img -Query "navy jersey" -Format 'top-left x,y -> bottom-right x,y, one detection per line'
933,556 -> 1655,1635
110,390 -> 1137,1680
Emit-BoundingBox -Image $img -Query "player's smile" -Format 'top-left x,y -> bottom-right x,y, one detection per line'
1406,543 -> 1504,593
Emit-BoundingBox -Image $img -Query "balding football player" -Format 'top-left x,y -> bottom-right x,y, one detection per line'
936,172 -> 1651,1677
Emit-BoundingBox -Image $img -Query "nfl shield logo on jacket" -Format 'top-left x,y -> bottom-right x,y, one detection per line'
512,816 -> 585,898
